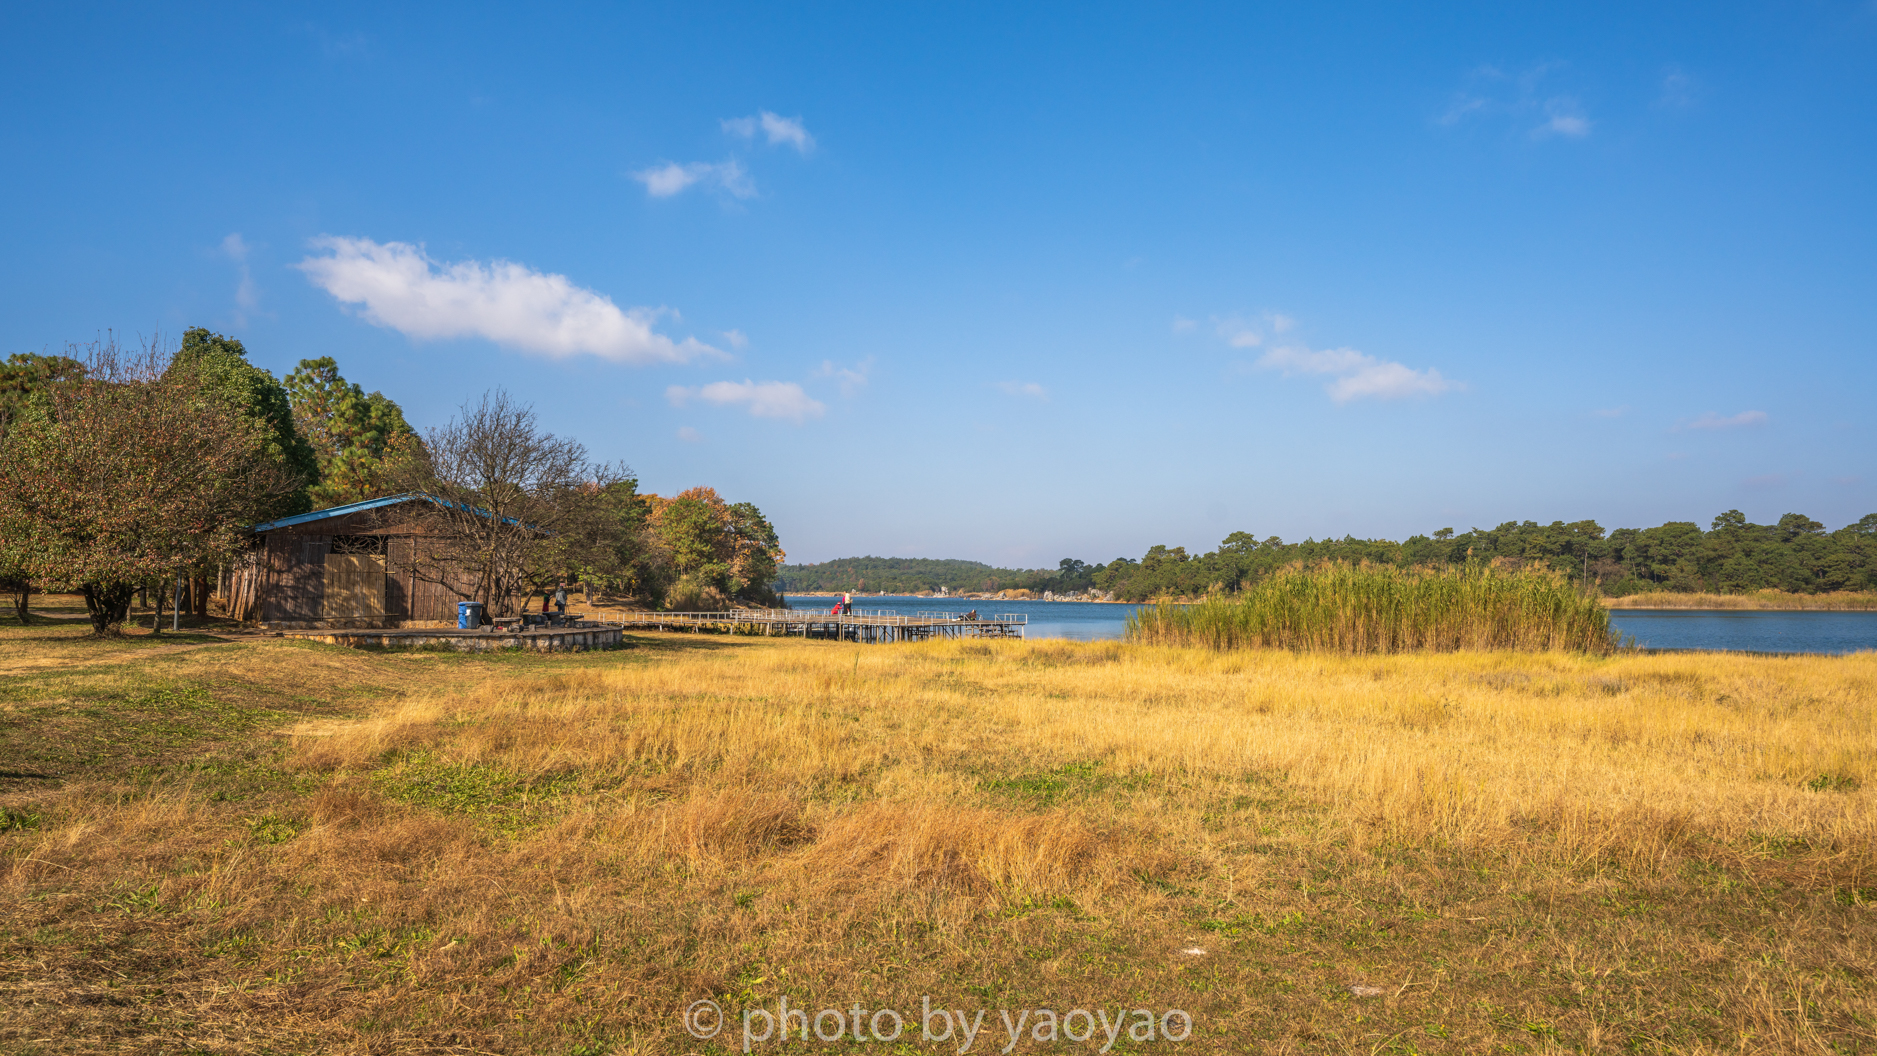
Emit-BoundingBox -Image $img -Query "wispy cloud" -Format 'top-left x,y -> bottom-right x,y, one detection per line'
721,329 -> 749,350
666,380 -> 826,423
1214,312 -> 1294,348
1217,314 -> 1457,403
1656,66 -> 1698,109
296,236 -> 720,364
1439,62 -> 1594,141
676,426 -> 703,443
1217,319 -> 1262,348
631,159 -> 755,199
722,111 -> 815,153
1255,344 -> 1457,403
1534,99 -> 1591,138
1170,315 -> 1197,334
221,232 -> 258,324
995,380 -> 1048,400
1683,410 -> 1768,431
816,358 -> 872,398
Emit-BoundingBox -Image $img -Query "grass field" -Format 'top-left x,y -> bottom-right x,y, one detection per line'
2,598 -> 1874,1054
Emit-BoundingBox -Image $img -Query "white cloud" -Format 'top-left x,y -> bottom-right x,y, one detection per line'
1656,67 -> 1697,109
1534,99 -> 1591,138
1684,410 -> 1768,430
1256,343 -> 1457,403
677,426 -> 703,443
1171,315 -> 1197,334
221,232 -> 258,321
723,111 -> 815,153
1440,64 -> 1592,141
1213,311 -> 1295,349
666,380 -> 826,424
995,381 -> 1048,400
296,236 -> 720,364
815,358 -> 872,398
1438,95 -> 1489,126
631,159 -> 755,199
722,329 -> 749,350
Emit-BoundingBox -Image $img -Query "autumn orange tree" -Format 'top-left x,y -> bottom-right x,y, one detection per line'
0,338 -> 296,634
644,486 -> 785,609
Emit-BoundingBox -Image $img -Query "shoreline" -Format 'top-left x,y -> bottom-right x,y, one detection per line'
786,591 -> 1877,611
1602,591 -> 1877,612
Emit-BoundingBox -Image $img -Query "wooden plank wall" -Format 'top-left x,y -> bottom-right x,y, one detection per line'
324,555 -> 386,619
225,506 -> 525,624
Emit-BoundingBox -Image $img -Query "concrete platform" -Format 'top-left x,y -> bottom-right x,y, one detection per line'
280,625 -> 623,652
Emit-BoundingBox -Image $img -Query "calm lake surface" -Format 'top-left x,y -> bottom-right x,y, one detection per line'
784,595 -> 1144,642
1609,609 -> 1877,655
786,596 -> 1877,654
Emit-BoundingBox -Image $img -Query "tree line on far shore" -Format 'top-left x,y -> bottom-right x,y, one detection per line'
781,513 -> 1877,602
0,331 -> 785,633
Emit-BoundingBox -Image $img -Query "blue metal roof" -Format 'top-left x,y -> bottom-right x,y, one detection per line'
251,492 -> 545,534
251,493 -> 431,532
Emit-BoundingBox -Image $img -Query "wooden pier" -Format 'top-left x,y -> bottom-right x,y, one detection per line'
606,608 -> 1027,643
278,625 -> 623,652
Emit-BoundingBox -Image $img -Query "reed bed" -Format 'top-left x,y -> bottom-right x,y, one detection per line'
1128,560 -> 1617,653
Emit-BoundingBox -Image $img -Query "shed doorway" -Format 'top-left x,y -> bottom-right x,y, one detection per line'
324,537 -> 386,620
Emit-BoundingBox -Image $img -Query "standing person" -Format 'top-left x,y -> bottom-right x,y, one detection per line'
842,591 -> 852,615
554,584 -> 567,615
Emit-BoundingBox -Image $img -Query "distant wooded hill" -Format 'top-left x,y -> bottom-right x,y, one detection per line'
775,556 -> 1042,593
777,509 -> 1877,602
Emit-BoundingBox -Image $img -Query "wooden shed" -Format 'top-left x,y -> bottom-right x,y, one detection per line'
225,494 -> 493,629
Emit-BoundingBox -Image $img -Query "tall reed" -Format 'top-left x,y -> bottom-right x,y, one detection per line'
1127,560 -> 1618,653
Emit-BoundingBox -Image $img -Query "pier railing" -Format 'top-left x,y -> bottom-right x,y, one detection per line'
600,608 -> 1027,642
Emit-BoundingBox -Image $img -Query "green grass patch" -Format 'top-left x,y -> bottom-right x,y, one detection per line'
371,750 -> 580,824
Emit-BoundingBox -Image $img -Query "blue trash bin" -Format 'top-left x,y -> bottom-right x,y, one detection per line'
457,601 -> 485,629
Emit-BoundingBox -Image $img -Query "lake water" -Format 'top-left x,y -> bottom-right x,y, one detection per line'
1609,609 -> 1877,655
784,595 -> 1145,642
785,596 -> 1877,654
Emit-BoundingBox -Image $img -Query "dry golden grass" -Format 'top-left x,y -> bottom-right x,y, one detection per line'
3,623 -> 1875,1054
1606,590 -> 1877,610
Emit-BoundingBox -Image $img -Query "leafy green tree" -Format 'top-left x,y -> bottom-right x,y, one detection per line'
644,487 -> 786,607
0,339 -> 297,634
284,356 -> 419,509
0,352 -> 87,427
0,353 -> 88,622
169,328 -> 318,518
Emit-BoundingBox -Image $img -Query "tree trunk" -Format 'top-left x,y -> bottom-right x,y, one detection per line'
10,586 -> 28,625
80,582 -> 135,636
192,574 -> 209,618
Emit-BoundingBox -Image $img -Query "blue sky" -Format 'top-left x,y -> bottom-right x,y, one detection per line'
4,2 -> 1873,566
